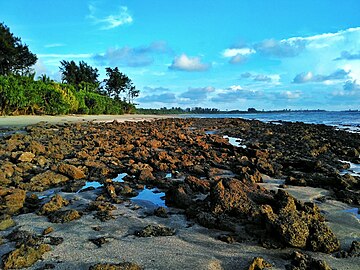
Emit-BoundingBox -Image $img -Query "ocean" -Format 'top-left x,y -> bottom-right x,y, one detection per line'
183,111 -> 360,133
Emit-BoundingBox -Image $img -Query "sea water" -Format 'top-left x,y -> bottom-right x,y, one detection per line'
184,111 -> 360,132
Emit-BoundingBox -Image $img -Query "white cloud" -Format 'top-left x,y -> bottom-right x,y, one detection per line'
44,43 -> 65,48
222,48 -> 255,57
229,85 -> 243,91
293,69 -> 349,83
88,4 -> 133,30
169,54 -> 210,71
279,90 -> 302,99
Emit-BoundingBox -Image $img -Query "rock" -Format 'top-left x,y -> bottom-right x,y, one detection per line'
217,234 -> 237,244
17,151 -> 35,163
89,262 -> 142,270
185,175 -> 210,193
0,188 -> 26,215
89,237 -> 108,247
48,236 -> 64,245
0,214 -> 16,231
165,185 -> 192,209
2,244 -> 51,270
286,251 -> 332,270
26,141 -> 46,155
210,178 -> 254,217
21,171 -> 69,191
154,207 -> 168,218
48,209 -> 82,223
248,257 -> 272,270
134,225 -> 175,237
38,194 -> 69,215
348,241 -> 360,257
307,220 -> 340,253
273,212 -> 309,248
42,227 -> 54,235
58,163 -> 86,179
138,168 -> 155,181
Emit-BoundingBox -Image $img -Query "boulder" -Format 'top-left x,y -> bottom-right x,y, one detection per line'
20,171 -> 69,191
134,225 -> 175,237
89,262 -> 142,270
17,152 -> 35,163
2,244 -> 51,270
0,188 -> 26,214
0,214 -> 16,231
210,178 -> 254,217
166,185 -> 192,209
307,220 -> 340,253
58,163 -> 86,179
185,175 -> 210,193
38,194 -> 69,215
247,257 -> 272,270
48,209 -> 82,223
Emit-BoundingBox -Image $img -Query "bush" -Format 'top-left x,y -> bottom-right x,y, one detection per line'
0,75 -> 127,116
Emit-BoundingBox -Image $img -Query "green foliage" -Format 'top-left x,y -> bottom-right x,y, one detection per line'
59,60 -> 99,89
0,23 -> 37,75
0,75 -> 128,116
104,67 -> 138,103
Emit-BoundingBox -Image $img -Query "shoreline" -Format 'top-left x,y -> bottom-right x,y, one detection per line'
0,114 -> 177,128
0,117 -> 359,269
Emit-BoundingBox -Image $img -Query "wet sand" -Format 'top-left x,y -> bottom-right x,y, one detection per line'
1,184 -> 359,270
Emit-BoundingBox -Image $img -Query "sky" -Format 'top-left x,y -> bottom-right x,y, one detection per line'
1,0 -> 360,111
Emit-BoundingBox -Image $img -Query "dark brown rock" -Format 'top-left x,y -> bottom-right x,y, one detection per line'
20,170 -> 69,191
286,251 -> 332,270
185,175 -> 210,193
48,209 -> 82,223
165,185 -> 192,209
0,214 -> 16,231
248,257 -> 272,270
0,188 -> 26,215
38,194 -> 69,215
58,163 -> 86,179
134,225 -> 175,237
89,262 -> 142,270
210,178 -> 254,217
2,244 -> 51,270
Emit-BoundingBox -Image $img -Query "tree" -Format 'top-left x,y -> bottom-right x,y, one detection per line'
0,23 -> 37,75
104,67 -> 138,102
128,85 -> 140,104
59,60 -> 99,88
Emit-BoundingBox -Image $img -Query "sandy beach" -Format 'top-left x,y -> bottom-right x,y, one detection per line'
0,114 -> 175,128
0,117 -> 359,269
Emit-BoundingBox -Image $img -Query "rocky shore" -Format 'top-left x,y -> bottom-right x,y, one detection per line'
0,117 -> 359,269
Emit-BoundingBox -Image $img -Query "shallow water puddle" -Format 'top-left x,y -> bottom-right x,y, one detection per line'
78,181 -> 103,192
78,173 -> 128,192
342,208 -> 360,219
205,130 -> 217,135
223,135 -> 246,148
36,189 -> 58,199
339,160 -> 360,176
113,173 -> 127,182
131,186 -> 166,207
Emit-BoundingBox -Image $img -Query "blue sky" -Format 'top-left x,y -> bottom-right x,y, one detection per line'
1,0 -> 360,110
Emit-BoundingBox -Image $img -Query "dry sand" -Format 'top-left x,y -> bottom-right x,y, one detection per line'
0,114 -> 176,127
